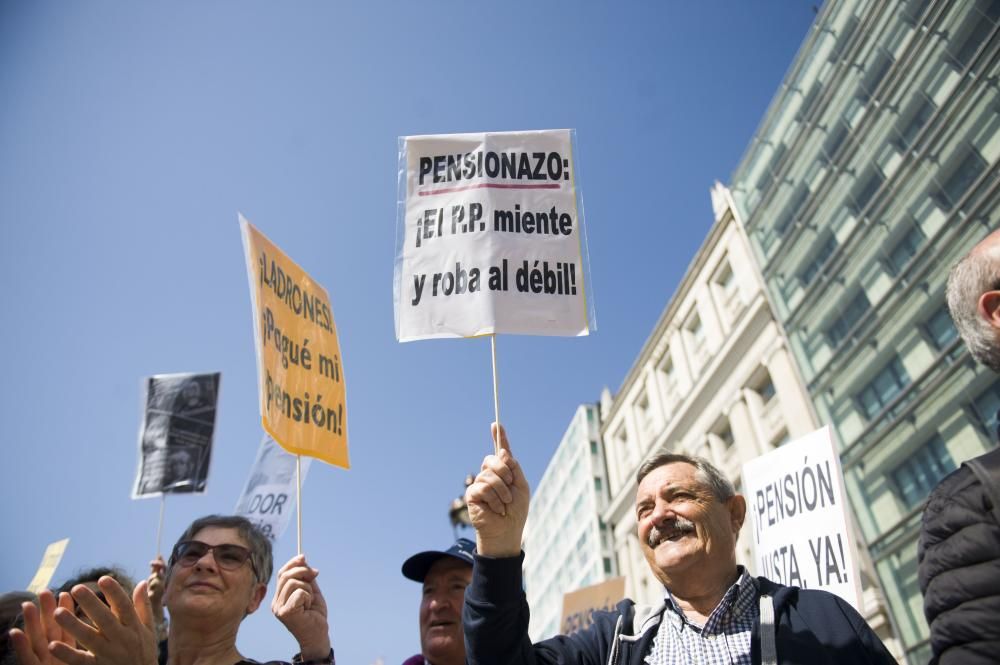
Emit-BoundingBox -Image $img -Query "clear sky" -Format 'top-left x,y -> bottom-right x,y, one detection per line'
0,2 -> 817,663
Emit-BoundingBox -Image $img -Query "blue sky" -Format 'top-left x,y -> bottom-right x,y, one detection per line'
0,2 -> 817,662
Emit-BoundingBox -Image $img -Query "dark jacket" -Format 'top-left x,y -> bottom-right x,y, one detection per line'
464,553 -> 895,665
918,446 -> 1000,665
157,640 -> 333,665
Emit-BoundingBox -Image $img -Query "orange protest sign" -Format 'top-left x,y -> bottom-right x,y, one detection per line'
240,214 -> 349,468
560,576 -> 625,635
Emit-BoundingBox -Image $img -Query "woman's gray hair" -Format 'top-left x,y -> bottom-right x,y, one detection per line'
947,247 -> 1000,372
167,514 -> 273,586
636,452 -> 736,501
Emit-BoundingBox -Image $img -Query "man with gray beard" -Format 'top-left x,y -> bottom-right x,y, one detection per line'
917,228 -> 1000,665
462,425 -> 894,665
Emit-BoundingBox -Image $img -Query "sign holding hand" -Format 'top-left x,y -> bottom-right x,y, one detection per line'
465,424 -> 531,558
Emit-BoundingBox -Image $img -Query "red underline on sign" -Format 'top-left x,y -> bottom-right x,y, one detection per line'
417,183 -> 562,196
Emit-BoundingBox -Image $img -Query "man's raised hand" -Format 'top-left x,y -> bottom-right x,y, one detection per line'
465,423 -> 530,557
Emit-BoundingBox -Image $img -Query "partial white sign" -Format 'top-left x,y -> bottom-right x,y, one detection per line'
235,435 -> 311,543
26,538 -> 70,593
741,426 -> 863,610
394,129 -> 593,341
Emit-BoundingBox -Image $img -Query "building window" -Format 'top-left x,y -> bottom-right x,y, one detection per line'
715,260 -> 738,300
659,353 -> 678,401
758,375 -> 776,404
798,234 -> 838,288
711,417 -> 735,451
850,166 -> 885,217
590,440 -> 598,455
717,262 -> 735,291
894,94 -> 936,151
714,259 -> 743,321
891,435 -> 956,509
934,145 -> 988,212
826,290 -> 871,347
615,425 -> 634,468
756,143 -> 787,194
719,424 -> 735,449
885,223 -> 926,276
822,119 -> 850,163
924,306 -> 957,351
782,185 -> 811,235
750,369 -> 777,405
901,0 -> 932,25
945,1 -> 1000,72
971,382 -> 1000,436
856,48 -> 894,104
635,392 -> 652,433
688,314 -> 705,346
828,16 -> 858,62
796,81 -> 823,122
594,477 -> 603,493
686,314 -> 707,368
603,557 -> 613,575
855,356 -> 911,420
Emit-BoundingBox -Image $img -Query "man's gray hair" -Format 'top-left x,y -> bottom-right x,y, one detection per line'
947,245 -> 1000,372
167,514 -> 273,586
636,452 -> 736,501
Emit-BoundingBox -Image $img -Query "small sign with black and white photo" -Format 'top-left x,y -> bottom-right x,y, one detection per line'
132,372 -> 221,498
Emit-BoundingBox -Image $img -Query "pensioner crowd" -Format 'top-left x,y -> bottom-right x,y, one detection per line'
3,232 -> 1000,665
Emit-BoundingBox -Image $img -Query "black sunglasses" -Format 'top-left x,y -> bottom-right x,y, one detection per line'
170,540 -> 259,579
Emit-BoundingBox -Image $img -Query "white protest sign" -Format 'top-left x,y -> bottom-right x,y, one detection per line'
235,435 -> 311,543
394,129 -> 593,341
741,426 -> 863,610
26,538 -> 70,593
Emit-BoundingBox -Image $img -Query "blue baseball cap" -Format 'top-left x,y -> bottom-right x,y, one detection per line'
401,538 -> 476,582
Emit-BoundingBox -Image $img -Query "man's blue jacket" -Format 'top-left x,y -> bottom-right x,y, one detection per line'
464,553 -> 896,665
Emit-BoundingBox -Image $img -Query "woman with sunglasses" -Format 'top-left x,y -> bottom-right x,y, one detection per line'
10,515 -> 333,665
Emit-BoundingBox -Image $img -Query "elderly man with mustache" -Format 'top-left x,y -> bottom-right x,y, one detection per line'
463,425 -> 895,665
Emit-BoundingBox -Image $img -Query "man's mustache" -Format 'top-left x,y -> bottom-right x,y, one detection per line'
647,517 -> 696,548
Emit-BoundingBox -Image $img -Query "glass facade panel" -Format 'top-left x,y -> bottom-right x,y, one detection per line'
886,224 -> 926,276
890,435 -> 956,508
851,166 -> 885,215
945,0 -> 1000,71
728,2 -> 1000,658
934,146 -> 987,212
894,94 -> 936,151
798,234 -> 838,287
972,382 -> 1000,436
856,356 -> 911,420
876,541 -> 928,652
826,290 -> 870,346
924,306 -> 957,350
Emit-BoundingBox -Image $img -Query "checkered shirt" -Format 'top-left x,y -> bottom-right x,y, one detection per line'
644,568 -> 758,665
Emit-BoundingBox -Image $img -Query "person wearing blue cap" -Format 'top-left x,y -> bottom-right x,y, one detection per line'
400,538 -> 475,665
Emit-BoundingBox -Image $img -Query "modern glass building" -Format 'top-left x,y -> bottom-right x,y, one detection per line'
521,403 -> 618,641
728,1 -> 1000,661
